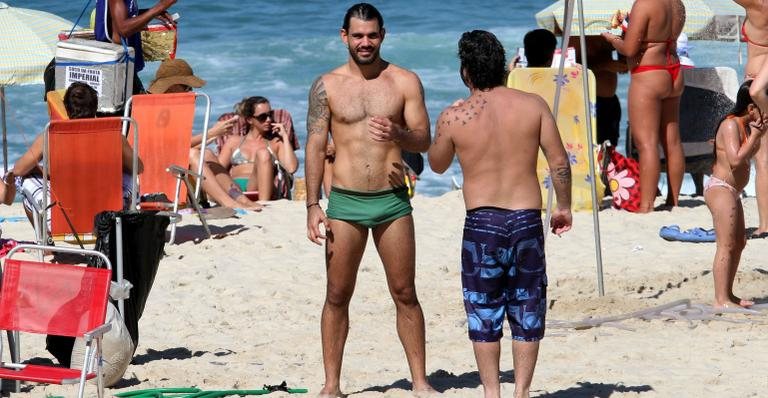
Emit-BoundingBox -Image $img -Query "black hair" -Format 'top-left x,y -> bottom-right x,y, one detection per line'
342,3 -> 383,31
238,96 -> 270,119
712,80 -> 757,157
237,96 -> 271,134
728,80 -> 756,118
458,30 -> 507,90
524,29 -> 557,67
63,82 -> 98,119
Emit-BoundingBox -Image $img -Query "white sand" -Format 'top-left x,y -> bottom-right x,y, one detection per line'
2,191 -> 766,397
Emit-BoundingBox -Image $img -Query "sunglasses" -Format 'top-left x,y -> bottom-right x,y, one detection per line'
253,110 -> 274,122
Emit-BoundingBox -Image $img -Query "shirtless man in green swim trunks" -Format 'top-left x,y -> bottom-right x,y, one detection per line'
304,3 -> 435,397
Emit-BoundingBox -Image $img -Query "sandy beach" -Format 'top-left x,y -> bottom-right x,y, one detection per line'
2,191 -> 766,397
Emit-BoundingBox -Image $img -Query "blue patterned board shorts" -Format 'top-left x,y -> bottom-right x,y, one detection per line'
461,207 -> 547,342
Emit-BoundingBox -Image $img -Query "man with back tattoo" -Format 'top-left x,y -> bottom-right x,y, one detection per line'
428,30 -> 572,398
303,3 -> 435,397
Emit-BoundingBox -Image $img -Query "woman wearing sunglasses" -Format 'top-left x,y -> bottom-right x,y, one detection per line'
218,96 -> 299,200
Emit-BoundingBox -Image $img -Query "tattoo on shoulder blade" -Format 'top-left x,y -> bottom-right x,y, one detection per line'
438,95 -> 488,128
307,76 -> 330,136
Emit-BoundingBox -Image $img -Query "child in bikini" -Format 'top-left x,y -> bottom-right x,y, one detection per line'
705,80 -> 767,309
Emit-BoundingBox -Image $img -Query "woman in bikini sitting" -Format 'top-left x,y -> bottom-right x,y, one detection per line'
735,0 -> 768,236
218,96 -> 299,201
706,81 -> 766,309
602,0 -> 685,212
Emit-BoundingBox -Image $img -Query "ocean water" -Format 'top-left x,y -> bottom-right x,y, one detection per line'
5,1 -> 748,196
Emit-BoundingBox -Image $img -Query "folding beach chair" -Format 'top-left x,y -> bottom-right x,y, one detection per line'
122,92 -> 212,243
27,117 -> 139,247
0,244 -> 114,398
22,118 -> 137,320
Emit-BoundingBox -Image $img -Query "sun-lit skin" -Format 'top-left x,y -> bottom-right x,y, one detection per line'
304,7 -> 434,397
602,0 -> 686,213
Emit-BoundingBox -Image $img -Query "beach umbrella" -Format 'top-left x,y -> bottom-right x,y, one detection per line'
535,0 -> 634,36
0,2 -> 75,171
535,0 -> 735,38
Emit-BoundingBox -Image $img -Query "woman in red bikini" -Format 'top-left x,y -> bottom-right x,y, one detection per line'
735,0 -> 768,237
602,0 -> 686,212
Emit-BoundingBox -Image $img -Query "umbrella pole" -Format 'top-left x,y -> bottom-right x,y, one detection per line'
1,86 -> 6,173
575,0 -> 605,297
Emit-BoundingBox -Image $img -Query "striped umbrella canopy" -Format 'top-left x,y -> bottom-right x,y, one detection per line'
535,0 -> 741,39
0,2 -> 76,171
0,2 -> 74,86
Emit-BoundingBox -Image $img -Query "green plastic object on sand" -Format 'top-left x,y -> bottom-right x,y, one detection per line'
113,383 -> 309,397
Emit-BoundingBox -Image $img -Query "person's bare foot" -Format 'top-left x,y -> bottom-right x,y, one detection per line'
234,195 -> 263,211
316,386 -> 345,397
712,300 -> 754,311
731,295 -> 755,307
714,301 -> 742,309
414,385 -> 440,396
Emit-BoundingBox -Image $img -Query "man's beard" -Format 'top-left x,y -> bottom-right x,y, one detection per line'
348,46 -> 378,65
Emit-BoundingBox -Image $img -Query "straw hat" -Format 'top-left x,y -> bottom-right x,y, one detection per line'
147,58 -> 206,94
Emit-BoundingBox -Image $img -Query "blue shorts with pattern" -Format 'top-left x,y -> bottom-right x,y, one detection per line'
461,207 -> 547,342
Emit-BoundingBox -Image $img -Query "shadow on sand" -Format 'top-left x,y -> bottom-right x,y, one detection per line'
354,371 -> 652,397
534,381 -> 653,397
171,223 -> 253,244
352,368 -> 515,394
131,347 -> 208,365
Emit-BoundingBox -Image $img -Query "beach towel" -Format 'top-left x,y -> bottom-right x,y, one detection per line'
506,67 -> 605,211
599,142 -> 641,212
659,225 -> 716,242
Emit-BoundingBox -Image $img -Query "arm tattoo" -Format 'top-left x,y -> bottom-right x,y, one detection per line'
553,165 -> 571,186
307,76 -> 330,136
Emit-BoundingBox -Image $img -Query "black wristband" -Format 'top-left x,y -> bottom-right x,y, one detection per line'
306,202 -> 320,209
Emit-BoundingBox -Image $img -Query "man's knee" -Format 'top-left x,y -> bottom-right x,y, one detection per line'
390,283 -> 419,307
325,283 -> 355,308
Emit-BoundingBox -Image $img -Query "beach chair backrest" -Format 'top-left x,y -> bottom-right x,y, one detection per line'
46,118 -> 125,242
46,90 -> 69,121
0,259 -> 111,336
126,93 -> 196,204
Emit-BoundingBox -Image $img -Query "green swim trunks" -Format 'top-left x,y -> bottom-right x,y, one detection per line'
233,177 -> 248,192
326,186 -> 412,228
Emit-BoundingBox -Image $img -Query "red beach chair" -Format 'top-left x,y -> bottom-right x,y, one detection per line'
0,244 -> 114,398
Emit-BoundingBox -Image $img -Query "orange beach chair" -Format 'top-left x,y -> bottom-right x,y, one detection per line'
31,117 -> 139,246
122,92 -> 212,243
0,244 -> 114,398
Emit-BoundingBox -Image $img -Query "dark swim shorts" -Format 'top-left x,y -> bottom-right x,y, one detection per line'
461,207 -> 547,342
